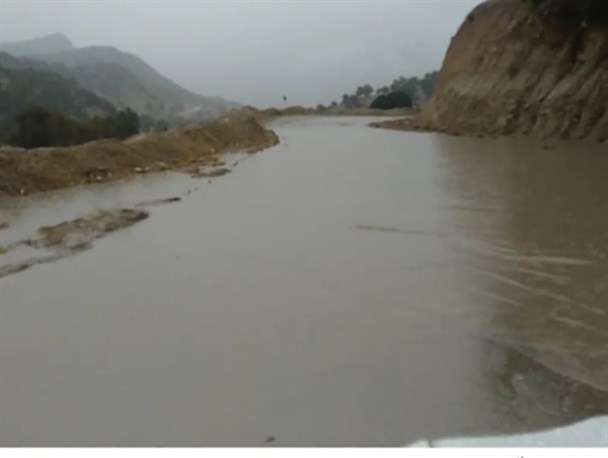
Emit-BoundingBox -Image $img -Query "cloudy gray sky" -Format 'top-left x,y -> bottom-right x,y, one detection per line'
1,0 -> 482,107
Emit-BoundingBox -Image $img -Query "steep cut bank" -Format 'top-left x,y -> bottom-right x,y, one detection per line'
0,111 -> 278,197
401,0 -> 608,141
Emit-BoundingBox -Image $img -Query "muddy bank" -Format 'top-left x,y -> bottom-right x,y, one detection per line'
382,0 -> 608,141
0,111 -> 279,197
369,116 -> 488,139
247,105 -> 416,122
369,117 -> 432,133
323,107 -> 417,117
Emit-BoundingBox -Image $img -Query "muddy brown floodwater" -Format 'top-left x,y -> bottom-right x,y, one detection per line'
1,117 -> 607,446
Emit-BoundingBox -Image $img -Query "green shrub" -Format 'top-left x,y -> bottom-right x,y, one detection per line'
9,106 -> 140,149
370,91 -> 413,110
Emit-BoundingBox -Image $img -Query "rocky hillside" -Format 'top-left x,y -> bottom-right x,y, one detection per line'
417,0 -> 608,141
0,34 -> 238,124
0,53 -> 117,142
0,33 -> 74,56
0,53 -> 115,120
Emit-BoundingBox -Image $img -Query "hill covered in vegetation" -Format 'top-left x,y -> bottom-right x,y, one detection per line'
0,54 -> 115,120
0,34 -> 238,125
9,106 -> 139,149
322,71 -> 439,110
0,53 -> 119,144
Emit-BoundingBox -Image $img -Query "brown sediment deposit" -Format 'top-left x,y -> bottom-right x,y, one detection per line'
0,208 -> 150,278
0,209 -> 148,253
135,197 -> 182,208
369,117 -> 427,132
36,209 -> 149,248
0,111 -> 279,197
191,167 -> 232,179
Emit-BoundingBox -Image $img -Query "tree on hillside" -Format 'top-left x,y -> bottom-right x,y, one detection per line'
9,106 -> 140,148
331,71 -> 438,111
155,119 -> 169,132
139,114 -> 155,132
419,72 -> 439,98
0,64 -> 115,121
527,0 -> 608,24
116,108 -> 139,139
356,84 -> 374,97
344,94 -> 362,108
12,106 -> 68,148
390,76 -> 419,97
370,91 -> 413,110
92,107 -> 139,140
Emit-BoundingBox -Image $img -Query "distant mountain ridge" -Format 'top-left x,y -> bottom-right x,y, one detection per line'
0,33 -> 74,56
0,34 -> 239,123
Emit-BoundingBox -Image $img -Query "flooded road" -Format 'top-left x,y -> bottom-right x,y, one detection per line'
1,116 -> 607,446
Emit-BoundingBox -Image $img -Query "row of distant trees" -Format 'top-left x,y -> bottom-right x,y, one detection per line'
370,92 -> 414,110
2,106 -> 172,149
318,71 -> 439,111
8,106 -> 141,149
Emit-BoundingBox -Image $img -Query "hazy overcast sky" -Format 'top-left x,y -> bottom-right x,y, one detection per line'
1,0 -> 482,107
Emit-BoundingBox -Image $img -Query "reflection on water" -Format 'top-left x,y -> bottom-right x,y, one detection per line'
434,135 -> 608,392
0,117 -> 606,446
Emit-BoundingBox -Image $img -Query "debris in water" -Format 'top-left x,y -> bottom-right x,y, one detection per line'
135,197 -> 182,208
192,168 -> 232,178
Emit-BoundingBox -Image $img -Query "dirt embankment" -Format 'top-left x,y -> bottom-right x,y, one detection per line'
0,111 -> 279,197
377,0 -> 608,141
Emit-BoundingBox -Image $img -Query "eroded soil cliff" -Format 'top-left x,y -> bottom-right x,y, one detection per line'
415,0 -> 608,141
